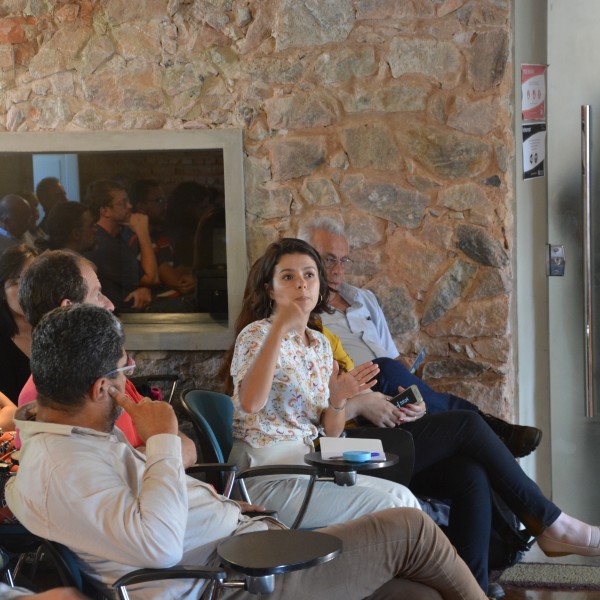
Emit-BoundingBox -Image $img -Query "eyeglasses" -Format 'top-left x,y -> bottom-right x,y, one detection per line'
101,355 -> 136,379
322,256 -> 354,270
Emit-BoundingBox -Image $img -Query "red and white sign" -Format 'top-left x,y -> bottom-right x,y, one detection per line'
521,64 -> 547,121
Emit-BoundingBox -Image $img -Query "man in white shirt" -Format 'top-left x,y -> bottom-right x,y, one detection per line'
6,304 -> 485,600
298,217 -> 542,458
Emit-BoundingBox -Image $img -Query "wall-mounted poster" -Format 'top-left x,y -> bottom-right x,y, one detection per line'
522,123 -> 546,180
522,64 -> 547,120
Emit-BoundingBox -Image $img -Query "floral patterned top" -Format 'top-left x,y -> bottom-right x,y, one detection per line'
231,318 -> 333,448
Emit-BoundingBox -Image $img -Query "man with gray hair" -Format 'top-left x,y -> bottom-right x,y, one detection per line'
298,216 -> 542,458
6,303 -> 486,600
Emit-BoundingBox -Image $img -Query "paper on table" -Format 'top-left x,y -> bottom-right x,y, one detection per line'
319,437 -> 385,460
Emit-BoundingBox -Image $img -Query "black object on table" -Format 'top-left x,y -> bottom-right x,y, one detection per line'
304,451 -> 399,486
217,529 -> 342,594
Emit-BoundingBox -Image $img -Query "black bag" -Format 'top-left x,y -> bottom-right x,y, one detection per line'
488,491 -> 533,570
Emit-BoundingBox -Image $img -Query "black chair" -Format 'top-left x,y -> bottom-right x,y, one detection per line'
129,373 -> 179,404
180,389 -> 320,529
0,544 -> 14,587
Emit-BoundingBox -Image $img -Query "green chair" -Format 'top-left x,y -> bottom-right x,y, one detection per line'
180,389 -> 320,529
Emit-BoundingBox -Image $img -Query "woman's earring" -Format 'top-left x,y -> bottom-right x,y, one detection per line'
269,299 -> 274,311
319,294 -> 323,304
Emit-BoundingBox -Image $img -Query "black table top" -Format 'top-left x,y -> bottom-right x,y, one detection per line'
217,529 -> 342,576
304,451 -> 399,472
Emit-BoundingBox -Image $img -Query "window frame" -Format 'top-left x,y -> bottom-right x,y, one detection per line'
0,129 -> 246,350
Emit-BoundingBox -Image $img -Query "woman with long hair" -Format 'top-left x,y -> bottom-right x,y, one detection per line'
0,244 -> 39,402
222,238 -> 421,527
222,238 -> 600,598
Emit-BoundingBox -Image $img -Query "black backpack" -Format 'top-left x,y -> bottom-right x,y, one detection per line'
488,491 -> 533,570
421,492 -> 533,570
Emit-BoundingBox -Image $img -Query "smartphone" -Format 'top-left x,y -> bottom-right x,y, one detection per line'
410,348 -> 427,374
389,385 -> 424,409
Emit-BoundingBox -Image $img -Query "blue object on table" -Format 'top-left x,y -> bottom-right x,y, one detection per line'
342,451 -> 372,463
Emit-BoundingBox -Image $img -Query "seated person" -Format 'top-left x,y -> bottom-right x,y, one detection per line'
131,179 -> 195,312
0,390 -> 16,431
298,217 -> 542,458
37,202 -> 97,254
19,191 -> 45,248
222,238 -> 600,597
83,180 -> 158,312
36,177 -> 68,233
0,245 -> 39,403
7,303 -> 486,600
222,238 -> 426,529
15,250 -> 196,467
0,195 -> 31,255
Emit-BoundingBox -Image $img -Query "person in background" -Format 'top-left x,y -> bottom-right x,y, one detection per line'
84,180 -> 158,312
7,303 -> 486,600
0,245 -> 39,402
38,201 -> 97,254
35,177 -> 68,233
0,390 -> 16,431
166,181 -> 221,268
15,250 -> 197,467
0,196 -> 31,256
18,191 -> 45,248
132,179 -> 195,311
298,217 -> 542,459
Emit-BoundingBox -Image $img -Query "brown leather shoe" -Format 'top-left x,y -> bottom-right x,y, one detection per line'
481,413 -> 542,458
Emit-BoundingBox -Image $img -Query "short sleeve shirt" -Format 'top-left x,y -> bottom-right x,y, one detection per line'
231,319 -> 333,448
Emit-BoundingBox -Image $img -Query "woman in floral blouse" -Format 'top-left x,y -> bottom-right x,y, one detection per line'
222,238 -> 421,529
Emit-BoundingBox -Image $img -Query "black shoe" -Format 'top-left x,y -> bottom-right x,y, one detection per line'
488,582 -> 505,599
481,413 -> 542,458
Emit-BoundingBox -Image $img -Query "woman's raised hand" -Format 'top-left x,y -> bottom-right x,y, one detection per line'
271,300 -> 308,336
329,360 -> 379,404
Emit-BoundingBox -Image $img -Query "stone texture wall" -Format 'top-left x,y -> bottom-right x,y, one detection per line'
0,0 -> 515,417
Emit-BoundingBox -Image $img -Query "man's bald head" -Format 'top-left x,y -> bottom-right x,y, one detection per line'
0,194 -> 31,239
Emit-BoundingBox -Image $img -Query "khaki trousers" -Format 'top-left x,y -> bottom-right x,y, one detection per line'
222,508 -> 487,600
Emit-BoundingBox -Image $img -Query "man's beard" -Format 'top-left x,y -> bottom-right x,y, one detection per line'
106,398 -> 124,431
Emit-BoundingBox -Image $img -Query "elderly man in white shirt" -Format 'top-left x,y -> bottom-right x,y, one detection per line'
298,217 -> 542,459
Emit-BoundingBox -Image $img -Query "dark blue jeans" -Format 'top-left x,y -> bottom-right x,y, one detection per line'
349,411 -> 560,593
372,357 -> 477,414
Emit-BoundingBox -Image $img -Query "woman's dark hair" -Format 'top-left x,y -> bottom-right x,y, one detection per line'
0,244 -> 40,337
218,237 -> 331,394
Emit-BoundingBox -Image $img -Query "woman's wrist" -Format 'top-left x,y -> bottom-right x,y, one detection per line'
328,399 -> 347,412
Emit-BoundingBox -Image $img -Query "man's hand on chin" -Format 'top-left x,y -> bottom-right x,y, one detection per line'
110,387 -> 178,441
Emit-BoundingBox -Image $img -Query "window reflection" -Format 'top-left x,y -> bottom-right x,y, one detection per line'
2,148 -> 228,317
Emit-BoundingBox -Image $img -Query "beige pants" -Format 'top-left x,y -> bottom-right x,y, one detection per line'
222,508 -> 487,600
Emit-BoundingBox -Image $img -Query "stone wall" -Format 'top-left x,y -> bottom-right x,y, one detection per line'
0,0 -> 515,417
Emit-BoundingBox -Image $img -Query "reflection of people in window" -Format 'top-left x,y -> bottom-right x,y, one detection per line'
36,201 -> 97,254
132,179 -> 195,312
166,181 -> 222,268
83,180 -> 158,313
35,177 -> 68,233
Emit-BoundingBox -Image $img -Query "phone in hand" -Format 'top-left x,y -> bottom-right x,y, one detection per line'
409,348 -> 427,374
389,385 -> 424,409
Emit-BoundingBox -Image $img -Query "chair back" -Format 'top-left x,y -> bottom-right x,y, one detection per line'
42,541 -> 84,590
180,389 -> 234,464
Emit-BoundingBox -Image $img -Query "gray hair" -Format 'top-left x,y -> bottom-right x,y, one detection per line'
297,217 -> 346,244
31,304 -> 124,410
